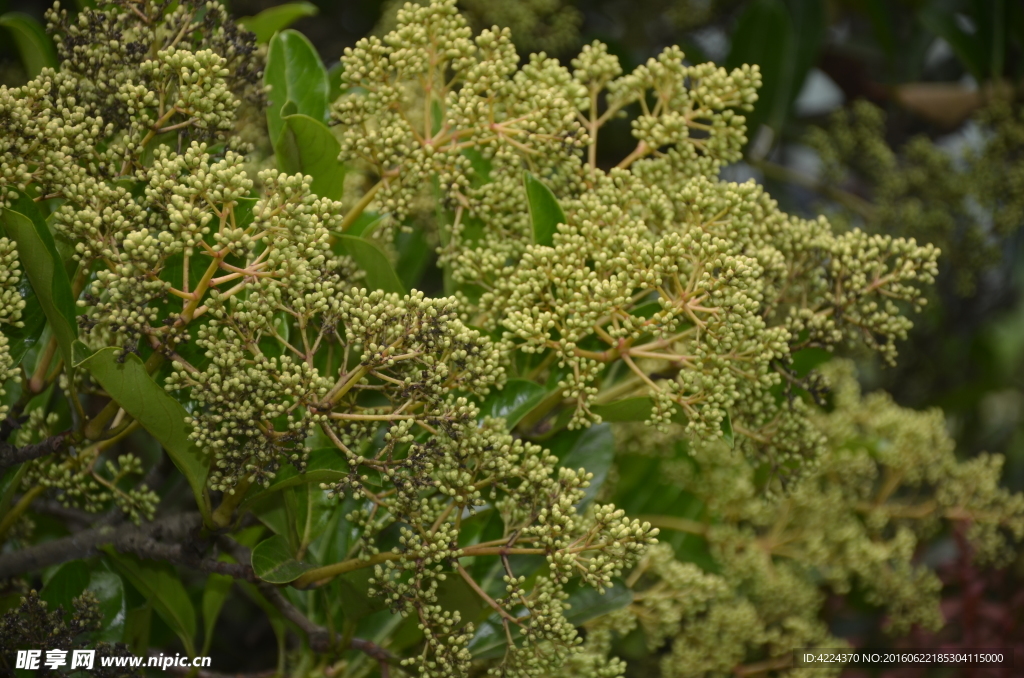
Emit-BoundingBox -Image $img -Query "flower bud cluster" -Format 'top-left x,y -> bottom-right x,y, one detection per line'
597,360 -> 1024,677
0,237 -> 25,420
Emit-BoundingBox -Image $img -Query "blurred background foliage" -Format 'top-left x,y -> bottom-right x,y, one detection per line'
3,0 -> 1024,672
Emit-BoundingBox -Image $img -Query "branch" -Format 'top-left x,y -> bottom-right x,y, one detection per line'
0,429 -> 73,472
0,512 -> 202,579
222,537 -> 398,667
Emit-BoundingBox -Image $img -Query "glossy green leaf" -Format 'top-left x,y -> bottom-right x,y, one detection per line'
74,344 -> 210,521
275,114 -> 346,201
40,560 -> 90,616
251,534 -> 314,584
201,573 -> 233,654
336,234 -> 406,296
0,270 -> 46,370
564,579 -> 633,625
2,193 -> 78,374
555,423 -> 614,509
103,549 -> 196,657
0,12 -> 58,78
89,569 -> 127,644
238,2 -> 318,44
265,29 -> 329,147
478,379 -> 547,429
523,172 -> 566,247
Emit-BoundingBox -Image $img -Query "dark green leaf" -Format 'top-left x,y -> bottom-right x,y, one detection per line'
327,62 -> 345,103
478,379 -> 546,429
238,2 -> 318,44
0,271 -> 46,370
462,148 -> 492,187
201,573 -> 233,654
564,579 -> 633,625
251,534 -> 314,584
783,0 -> 826,106
333,568 -> 386,624
74,344 -> 211,521
726,0 -> 793,144
592,397 -> 653,422
240,448 -> 347,513
275,114 -> 346,200
854,0 -> 895,62
2,193 -> 78,374
234,197 -> 259,230
336,234 -> 406,296
919,8 -> 986,80
265,30 -> 329,147
395,226 -> 432,291
0,12 -> 58,78
123,604 -> 152,656
790,347 -> 831,377
103,549 -> 196,656
88,569 -> 127,644
40,560 -> 90,616
0,463 -> 28,518
556,423 -> 614,509
523,172 -> 566,247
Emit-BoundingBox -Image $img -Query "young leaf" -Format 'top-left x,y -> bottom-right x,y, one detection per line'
74,345 -> 211,521
0,12 -> 58,78
523,171 -> 566,247
265,30 -> 329,147
336,235 -> 406,296
1,192 -> 78,374
103,549 -> 197,657
478,379 -> 547,430
238,2 -> 318,44
251,534 -> 315,584
275,114 -> 346,201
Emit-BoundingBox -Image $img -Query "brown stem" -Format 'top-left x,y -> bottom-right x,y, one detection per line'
0,429 -> 73,473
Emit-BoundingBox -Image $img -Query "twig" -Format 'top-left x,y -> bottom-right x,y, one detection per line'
221,537 -> 400,668
0,512 -> 202,578
0,430 -> 73,473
